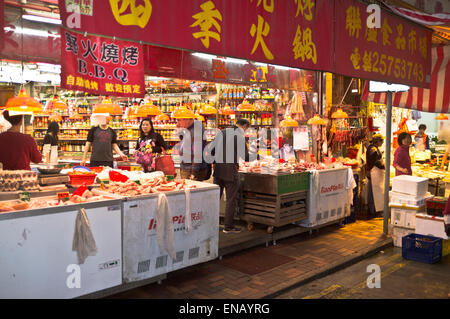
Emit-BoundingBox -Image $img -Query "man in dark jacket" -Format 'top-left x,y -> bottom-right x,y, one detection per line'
177,118 -> 210,181
213,119 -> 254,233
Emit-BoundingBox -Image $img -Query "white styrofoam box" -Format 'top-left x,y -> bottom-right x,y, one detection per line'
392,175 -> 429,197
415,213 -> 449,240
389,191 -> 432,207
392,226 -> 415,247
390,207 -> 422,229
0,201 -> 123,298
122,184 -> 220,283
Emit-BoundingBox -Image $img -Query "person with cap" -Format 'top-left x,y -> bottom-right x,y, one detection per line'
42,121 -> 60,164
414,124 -> 430,151
81,115 -> 128,168
0,110 -> 42,170
366,134 -> 385,218
174,107 -> 210,181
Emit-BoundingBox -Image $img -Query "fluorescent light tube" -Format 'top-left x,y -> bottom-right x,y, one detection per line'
22,14 -> 62,25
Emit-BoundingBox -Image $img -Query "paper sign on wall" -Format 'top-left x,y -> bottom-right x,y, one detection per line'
293,127 -> 310,151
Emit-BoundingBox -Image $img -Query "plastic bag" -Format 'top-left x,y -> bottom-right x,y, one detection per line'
109,170 -> 129,182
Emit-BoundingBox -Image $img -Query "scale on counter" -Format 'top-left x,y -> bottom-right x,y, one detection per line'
38,173 -> 70,186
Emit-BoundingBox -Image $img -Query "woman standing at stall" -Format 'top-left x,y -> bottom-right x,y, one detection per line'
394,132 -> 412,176
365,134 -> 385,218
42,121 -> 59,164
135,118 -> 166,172
0,111 -> 42,170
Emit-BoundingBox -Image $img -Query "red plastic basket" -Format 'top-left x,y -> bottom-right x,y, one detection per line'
68,173 -> 97,186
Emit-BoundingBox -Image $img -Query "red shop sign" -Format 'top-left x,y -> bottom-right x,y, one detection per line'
60,28 -> 145,97
335,0 -> 432,88
58,0 -> 334,72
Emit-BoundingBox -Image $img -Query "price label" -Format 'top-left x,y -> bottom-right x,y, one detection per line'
58,192 -> 70,202
19,192 -> 30,202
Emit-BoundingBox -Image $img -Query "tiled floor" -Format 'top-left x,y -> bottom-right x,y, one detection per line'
109,218 -> 390,299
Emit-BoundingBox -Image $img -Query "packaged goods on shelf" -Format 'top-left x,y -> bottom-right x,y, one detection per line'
392,175 -> 429,197
0,170 -> 39,192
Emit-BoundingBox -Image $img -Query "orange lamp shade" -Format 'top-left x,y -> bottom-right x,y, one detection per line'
280,115 -> 298,127
93,97 -> 122,115
237,99 -> 255,111
155,113 -> 170,121
48,114 -> 63,122
307,115 -> 325,125
435,113 -> 448,120
222,105 -> 235,115
195,113 -> 205,122
199,104 -> 217,115
331,108 -> 348,119
172,106 -> 196,119
6,88 -> 42,113
134,103 -> 162,117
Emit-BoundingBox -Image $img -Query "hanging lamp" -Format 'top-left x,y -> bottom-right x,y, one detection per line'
199,102 -> 218,115
280,115 -> 298,127
435,113 -> 448,120
49,95 -> 68,112
307,114 -> 326,125
69,112 -> 84,120
48,113 -> 63,122
133,101 -> 162,117
155,113 -> 170,121
93,96 -> 122,115
6,87 -> 43,113
237,99 -> 255,111
172,106 -> 196,119
221,104 -> 235,115
331,108 -> 348,119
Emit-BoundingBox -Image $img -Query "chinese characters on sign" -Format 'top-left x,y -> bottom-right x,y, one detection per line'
61,29 -> 145,97
292,0 -> 318,65
191,1 -> 223,49
109,0 -> 152,28
336,0 -> 431,88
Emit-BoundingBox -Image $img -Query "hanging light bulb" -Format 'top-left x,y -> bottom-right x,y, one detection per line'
307,114 -> 326,125
331,108 -> 348,119
6,87 -> 43,113
280,115 -> 298,127
435,113 -> 448,120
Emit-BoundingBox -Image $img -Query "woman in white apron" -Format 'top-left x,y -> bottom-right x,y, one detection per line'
42,121 -> 59,164
366,134 -> 385,218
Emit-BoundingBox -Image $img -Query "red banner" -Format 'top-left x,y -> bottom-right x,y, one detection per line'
335,0 -> 432,88
60,29 -> 145,97
58,0 -> 334,72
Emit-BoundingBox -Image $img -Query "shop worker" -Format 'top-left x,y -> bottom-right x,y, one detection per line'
366,134 -> 385,217
393,132 -> 412,176
414,124 -> 430,151
213,118 -> 254,234
0,111 -> 42,170
81,114 -> 128,168
176,111 -> 210,181
438,126 -> 450,171
42,121 -> 60,164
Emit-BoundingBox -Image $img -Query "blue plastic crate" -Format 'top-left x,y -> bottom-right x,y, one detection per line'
402,234 -> 443,264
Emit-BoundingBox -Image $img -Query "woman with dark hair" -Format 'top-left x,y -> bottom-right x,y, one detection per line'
135,118 -> 166,172
0,111 -> 42,170
43,121 -> 59,163
394,132 -> 412,176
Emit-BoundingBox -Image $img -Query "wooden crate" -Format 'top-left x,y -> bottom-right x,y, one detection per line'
241,190 -> 307,228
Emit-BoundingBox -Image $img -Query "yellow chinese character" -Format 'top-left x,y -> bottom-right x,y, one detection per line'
362,51 -> 372,72
133,85 -> 141,94
115,84 -> 123,93
292,25 -> 317,64
66,75 -> 75,86
191,1 -> 223,49
109,0 -> 152,29
408,30 -> 416,54
419,36 -> 427,59
76,77 -> 84,87
91,81 -> 99,90
105,83 -> 115,92
250,15 -> 274,60
350,48 -> 361,70
346,6 -> 361,38
294,0 -> 315,21
381,18 -> 392,46
84,80 -> 91,89
395,24 -> 406,50
123,85 -> 132,94
251,0 -> 274,13
365,26 -> 377,44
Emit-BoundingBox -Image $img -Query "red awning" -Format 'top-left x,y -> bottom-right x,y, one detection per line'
362,45 -> 450,113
